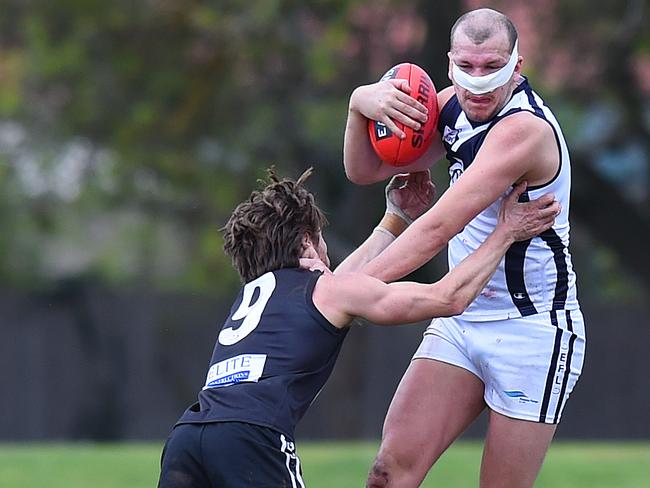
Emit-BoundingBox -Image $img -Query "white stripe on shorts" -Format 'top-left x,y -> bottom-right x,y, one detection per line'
280,433 -> 305,488
538,309 -> 584,423
295,452 -> 306,487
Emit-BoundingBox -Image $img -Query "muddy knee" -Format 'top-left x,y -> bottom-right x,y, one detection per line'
366,456 -> 394,488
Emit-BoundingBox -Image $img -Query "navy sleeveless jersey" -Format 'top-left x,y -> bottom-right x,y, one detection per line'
437,76 -> 579,320
176,268 -> 348,439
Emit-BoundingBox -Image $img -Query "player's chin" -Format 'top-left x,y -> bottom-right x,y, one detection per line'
463,103 -> 497,123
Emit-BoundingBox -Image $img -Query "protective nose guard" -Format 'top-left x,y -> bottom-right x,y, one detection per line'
451,40 -> 519,95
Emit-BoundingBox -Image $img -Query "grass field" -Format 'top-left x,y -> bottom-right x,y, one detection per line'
0,441 -> 648,487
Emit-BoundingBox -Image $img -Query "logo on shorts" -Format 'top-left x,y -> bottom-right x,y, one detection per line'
504,390 -> 539,404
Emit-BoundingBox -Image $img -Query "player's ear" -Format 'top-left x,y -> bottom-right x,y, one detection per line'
301,232 -> 313,250
447,51 -> 453,81
300,233 -> 319,260
514,55 -> 523,75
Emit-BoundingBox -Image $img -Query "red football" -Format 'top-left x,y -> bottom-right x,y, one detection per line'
368,63 -> 438,167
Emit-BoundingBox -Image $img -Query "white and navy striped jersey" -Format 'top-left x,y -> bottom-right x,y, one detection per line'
439,77 -> 580,320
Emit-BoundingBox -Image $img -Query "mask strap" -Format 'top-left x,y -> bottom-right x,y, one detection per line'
451,40 -> 519,95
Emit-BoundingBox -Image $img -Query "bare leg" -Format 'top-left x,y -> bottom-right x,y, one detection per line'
480,410 -> 557,488
367,358 -> 486,488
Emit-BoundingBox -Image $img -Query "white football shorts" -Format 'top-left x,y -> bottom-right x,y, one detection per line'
413,309 -> 586,424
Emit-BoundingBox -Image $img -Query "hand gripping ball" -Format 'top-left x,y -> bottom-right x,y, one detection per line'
368,63 -> 438,166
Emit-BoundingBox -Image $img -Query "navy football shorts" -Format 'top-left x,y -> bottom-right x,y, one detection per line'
158,421 -> 305,488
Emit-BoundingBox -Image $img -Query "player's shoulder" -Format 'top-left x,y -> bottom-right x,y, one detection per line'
311,271 -> 347,318
314,271 -> 367,298
489,110 -> 554,147
312,271 -> 377,328
437,86 -> 455,111
310,272 -> 339,327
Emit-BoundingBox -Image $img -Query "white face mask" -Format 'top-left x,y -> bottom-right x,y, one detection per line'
451,40 -> 519,95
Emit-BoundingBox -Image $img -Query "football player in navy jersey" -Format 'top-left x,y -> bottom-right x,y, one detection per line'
158,167 -> 559,488
342,7 -> 585,488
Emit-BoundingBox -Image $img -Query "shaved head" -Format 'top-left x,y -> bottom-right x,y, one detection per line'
450,8 -> 518,52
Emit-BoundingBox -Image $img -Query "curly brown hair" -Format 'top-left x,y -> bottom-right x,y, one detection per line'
223,168 -> 328,282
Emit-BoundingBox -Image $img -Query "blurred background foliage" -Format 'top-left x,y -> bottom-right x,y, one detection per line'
0,0 -> 647,302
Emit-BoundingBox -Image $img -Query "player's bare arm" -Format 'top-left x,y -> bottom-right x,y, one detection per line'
314,181 -> 559,328
343,83 -> 452,184
361,111 -> 560,282
334,170 -> 435,274
301,170 -> 435,274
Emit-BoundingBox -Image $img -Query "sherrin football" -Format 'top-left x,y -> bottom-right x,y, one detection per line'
368,63 -> 438,167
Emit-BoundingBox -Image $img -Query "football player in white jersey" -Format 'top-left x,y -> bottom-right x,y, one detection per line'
342,7 -> 586,488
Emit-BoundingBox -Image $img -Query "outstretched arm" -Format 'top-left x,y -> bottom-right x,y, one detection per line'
314,182 -> 560,327
335,171 -> 435,274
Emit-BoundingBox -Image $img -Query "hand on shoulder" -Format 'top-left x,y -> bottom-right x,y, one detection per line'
496,181 -> 561,242
299,257 -> 331,274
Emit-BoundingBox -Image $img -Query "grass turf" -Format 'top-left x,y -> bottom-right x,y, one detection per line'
0,441 -> 647,487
